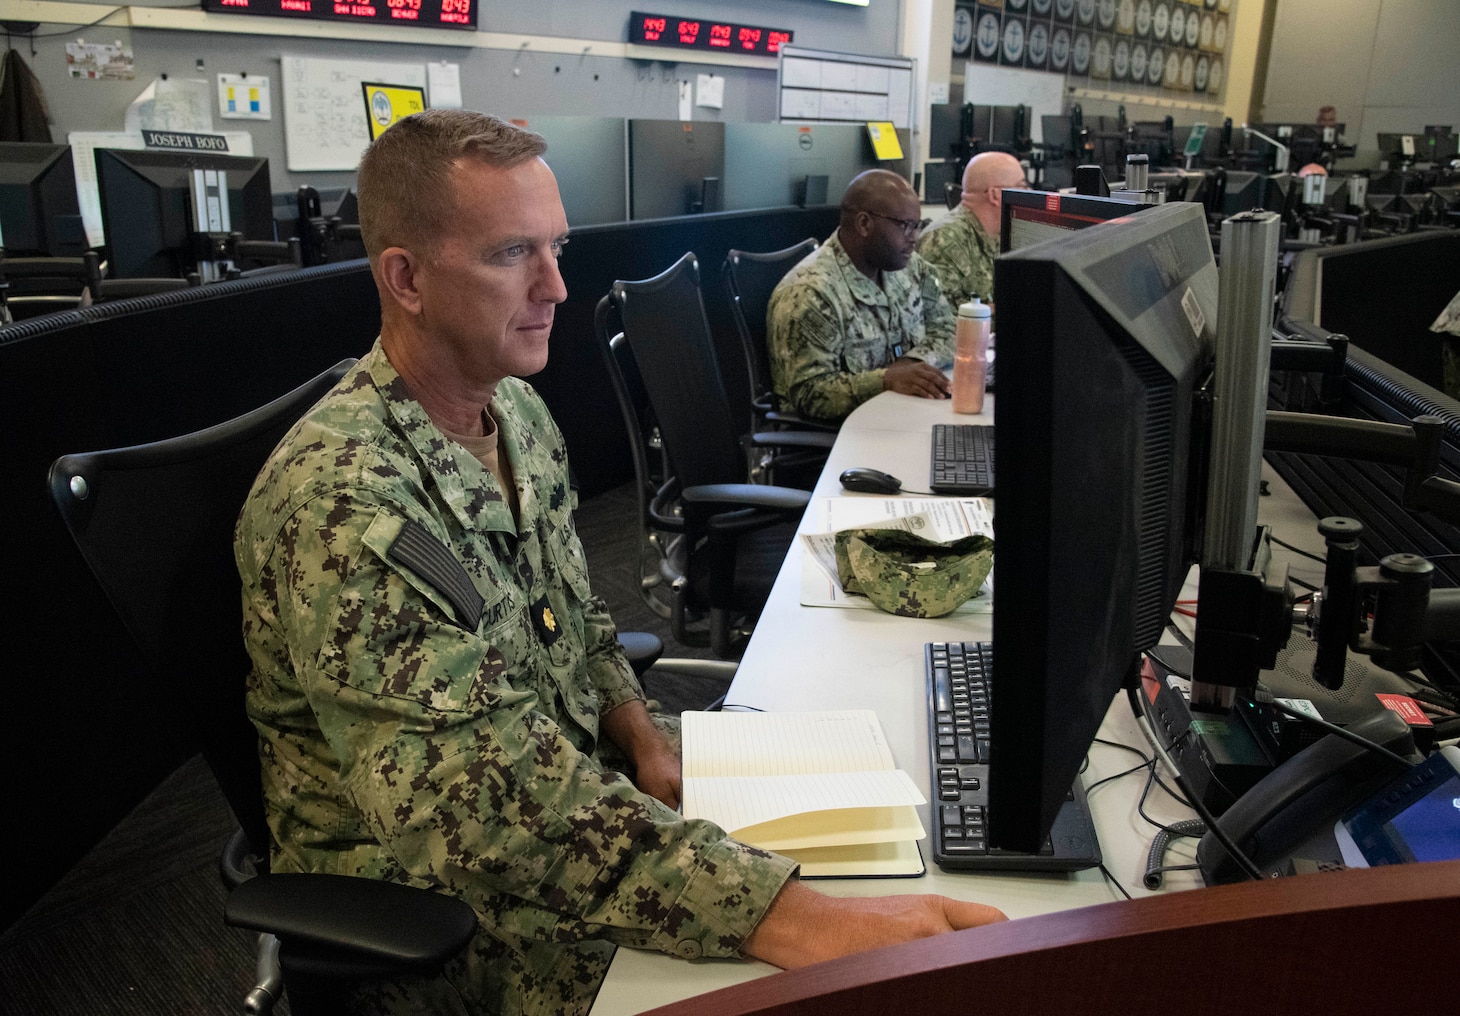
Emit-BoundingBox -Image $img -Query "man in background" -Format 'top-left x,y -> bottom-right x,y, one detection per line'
236,111 -> 1004,1016
768,169 -> 954,424
916,150 -> 1028,312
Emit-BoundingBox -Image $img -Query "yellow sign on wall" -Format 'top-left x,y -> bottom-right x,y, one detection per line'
362,83 -> 427,140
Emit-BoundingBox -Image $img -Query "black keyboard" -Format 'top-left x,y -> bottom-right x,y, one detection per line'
926,642 -> 1102,872
929,423 -> 995,496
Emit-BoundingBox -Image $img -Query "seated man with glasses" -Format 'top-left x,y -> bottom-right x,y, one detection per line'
767,169 -> 955,424
917,151 -> 1029,313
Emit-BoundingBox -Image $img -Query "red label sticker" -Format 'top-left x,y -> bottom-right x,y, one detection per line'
1045,192 -> 1060,212
1376,693 -> 1432,726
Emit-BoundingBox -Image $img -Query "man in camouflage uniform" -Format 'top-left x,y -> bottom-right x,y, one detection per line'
236,110 -> 1004,1015
767,169 -> 956,424
916,151 -> 1028,312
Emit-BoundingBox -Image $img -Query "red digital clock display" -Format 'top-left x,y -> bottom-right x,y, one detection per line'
630,11 -> 793,55
202,0 -> 476,30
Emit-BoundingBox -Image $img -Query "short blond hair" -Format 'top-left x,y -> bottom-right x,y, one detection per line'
356,109 -> 547,261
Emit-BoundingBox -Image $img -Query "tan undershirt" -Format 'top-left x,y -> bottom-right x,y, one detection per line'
440,407 -> 520,525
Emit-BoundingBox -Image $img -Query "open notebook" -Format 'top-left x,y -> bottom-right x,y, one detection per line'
681,710 -> 926,878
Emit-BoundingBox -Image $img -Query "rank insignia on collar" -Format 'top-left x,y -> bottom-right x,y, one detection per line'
530,594 -> 561,646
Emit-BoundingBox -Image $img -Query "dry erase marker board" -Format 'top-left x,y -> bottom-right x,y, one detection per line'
281,55 -> 427,172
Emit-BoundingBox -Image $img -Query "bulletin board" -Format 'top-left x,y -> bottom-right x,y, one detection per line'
281,54 -> 428,171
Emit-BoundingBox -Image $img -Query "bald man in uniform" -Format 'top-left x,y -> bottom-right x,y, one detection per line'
917,151 -> 1029,312
767,169 -> 955,424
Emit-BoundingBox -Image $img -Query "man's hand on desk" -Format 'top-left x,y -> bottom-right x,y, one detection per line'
601,699 -> 682,810
741,880 -> 1007,969
883,358 -> 951,400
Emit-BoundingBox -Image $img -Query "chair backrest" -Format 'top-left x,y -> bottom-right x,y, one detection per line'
597,252 -> 744,491
0,251 -> 104,320
722,239 -> 818,411
48,359 -> 354,864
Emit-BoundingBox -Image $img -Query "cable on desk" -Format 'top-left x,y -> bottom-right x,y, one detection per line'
1137,760 -> 1196,836
1098,863 -> 1132,900
1143,819 -> 1207,889
1084,758 -> 1154,795
1268,534 -> 1327,564
1127,685 -> 1267,882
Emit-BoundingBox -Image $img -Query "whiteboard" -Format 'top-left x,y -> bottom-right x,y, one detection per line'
962,61 -> 1069,145
281,54 -> 427,172
778,47 -> 916,131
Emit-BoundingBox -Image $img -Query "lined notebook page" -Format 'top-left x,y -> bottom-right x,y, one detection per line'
680,709 -> 897,779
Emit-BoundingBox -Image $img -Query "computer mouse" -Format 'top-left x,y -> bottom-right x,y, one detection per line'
839,467 -> 903,495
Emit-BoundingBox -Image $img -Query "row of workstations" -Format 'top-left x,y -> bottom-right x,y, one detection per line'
0,120 -> 902,309
0,201 -> 839,929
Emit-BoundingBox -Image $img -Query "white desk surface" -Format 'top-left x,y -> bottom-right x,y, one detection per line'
590,391 -> 1329,1015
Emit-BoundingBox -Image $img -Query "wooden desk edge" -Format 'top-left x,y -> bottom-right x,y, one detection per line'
640,860 -> 1460,1015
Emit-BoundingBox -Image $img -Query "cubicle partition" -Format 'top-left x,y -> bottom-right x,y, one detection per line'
525,115 -> 631,227
0,264 -> 380,927
721,122 -> 909,212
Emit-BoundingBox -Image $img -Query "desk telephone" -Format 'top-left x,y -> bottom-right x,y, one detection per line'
1193,706 -> 1460,883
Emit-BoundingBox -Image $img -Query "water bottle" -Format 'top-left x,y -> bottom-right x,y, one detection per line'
952,298 -> 990,415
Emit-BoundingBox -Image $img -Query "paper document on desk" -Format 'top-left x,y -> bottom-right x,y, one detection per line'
681,709 -> 926,877
799,497 -> 994,612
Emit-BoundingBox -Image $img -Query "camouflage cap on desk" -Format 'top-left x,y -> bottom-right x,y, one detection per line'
834,528 -> 993,618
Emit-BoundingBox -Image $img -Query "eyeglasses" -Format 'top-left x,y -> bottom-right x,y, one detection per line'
862,210 -> 923,238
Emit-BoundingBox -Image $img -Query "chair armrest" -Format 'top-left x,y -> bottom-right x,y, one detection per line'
763,410 -> 840,434
226,872 -> 476,975
618,631 -> 665,676
646,658 -> 739,684
748,430 -> 837,451
681,483 -> 810,515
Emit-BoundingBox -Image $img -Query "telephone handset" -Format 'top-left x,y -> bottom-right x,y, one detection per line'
1196,708 -> 1418,884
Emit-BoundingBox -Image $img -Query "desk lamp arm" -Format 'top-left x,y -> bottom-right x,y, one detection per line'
1242,125 -> 1290,173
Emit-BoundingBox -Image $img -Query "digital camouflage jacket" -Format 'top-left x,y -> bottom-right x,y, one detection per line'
915,203 -> 998,313
767,230 -> 955,423
236,341 -> 795,1015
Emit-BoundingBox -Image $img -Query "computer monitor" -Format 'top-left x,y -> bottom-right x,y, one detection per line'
1222,170 -> 1265,214
988,202 -> 1218,851
94,148 -> 273,278
626,119 -> 726,220
0,143 -> 87,256
1423,126 -> 1457,162
999,188 -> 1153,253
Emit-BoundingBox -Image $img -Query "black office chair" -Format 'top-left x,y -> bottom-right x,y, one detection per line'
0,249 -> 202,324
47,360 -> 478,1016
722,241 -> 838,487
224,232 -> 305,280
596,252 -> 812,657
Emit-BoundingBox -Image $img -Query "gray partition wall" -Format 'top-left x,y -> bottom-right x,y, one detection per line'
527,116 -> 630,227
724,123 -> 912,210
627,120 -> 727,220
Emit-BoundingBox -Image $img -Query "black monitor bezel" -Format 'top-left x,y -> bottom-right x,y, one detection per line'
988,202 -> 1218,851
0,143 -> 86,256
94,148 -> 273,279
